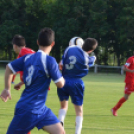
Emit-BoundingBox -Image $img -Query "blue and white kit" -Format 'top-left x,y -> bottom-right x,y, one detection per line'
7,50 -> 62,134
57,46 -> 96,105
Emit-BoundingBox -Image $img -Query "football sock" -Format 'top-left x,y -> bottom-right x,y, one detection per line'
113,97 -> 126,110
58,109 -> 67,124
75,116 -> 83,134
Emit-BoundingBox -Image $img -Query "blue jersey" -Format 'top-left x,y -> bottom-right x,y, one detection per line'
8,50 -> 62,114
62,46 -> 96,78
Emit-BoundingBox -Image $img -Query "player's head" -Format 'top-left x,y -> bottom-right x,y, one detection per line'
82,38 -> 98,53
69,37 -> 84,48
37,27 -> 55,47
12,35 -> 26,54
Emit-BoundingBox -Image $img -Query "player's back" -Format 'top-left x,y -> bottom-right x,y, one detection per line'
15,50 -> 55,113
125,56 -> 134,83
62,46 -> 94,78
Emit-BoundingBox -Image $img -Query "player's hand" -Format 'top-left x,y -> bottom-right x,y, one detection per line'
14,82 -> 24,90
0,89 -> 11,102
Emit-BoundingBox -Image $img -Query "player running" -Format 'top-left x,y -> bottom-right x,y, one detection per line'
111,55 -> 134,116
0,27 -> 65,134
57,38 -> 98,134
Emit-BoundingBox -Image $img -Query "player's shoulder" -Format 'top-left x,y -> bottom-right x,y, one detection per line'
47,55 -> 57,64
19,47 -> 35,57
127,56 -> 134,61
23,47 -> 34,52
64,45 -> 82,56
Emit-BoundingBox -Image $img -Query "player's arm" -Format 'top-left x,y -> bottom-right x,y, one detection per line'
123,58 -> 134,73
48,57 -> 65,88
14,81 -> 24,90
0,65 -> 13,102
123,66 -> 134,73
0,56 -> 26,102
55,77 -> 65,88
88,56 -> 96,67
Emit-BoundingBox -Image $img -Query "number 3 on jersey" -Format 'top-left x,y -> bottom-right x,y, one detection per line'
26,65 -> 34,86
65,56 -> 76,70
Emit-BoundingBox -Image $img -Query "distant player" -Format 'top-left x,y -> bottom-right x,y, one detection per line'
57,38 -> 98,134
111,55 -> 134,116
0,28 -> 65,134
11,35 -> 35,91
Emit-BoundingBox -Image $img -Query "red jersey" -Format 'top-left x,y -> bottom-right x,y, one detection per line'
124,56 -> 134,83
17,47 -> 35,59
15,47 -> 35,82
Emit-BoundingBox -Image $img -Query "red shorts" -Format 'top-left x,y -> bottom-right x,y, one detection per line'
124,83 -> 134,95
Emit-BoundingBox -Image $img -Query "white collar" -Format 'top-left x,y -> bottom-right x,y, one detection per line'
37,50 -> 47,55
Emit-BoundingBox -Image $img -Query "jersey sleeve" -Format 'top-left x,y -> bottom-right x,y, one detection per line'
8,55 -> 26,74
47,57 -> 63,83
124,57 -> 133,68
88,56 -> 96,67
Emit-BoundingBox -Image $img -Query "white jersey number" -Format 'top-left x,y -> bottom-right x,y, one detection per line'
65,56 -> 76,70
26,65 -> 34,86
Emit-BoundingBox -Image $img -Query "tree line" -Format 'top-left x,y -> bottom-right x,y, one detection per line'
0,0 -> 134,66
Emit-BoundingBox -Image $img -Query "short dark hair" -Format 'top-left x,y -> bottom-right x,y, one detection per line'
82,38 -> 98,52
12,35 -> 26,47
38,27 -> 55,46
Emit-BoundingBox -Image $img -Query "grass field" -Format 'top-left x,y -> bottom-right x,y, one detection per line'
0,69 -> 134,134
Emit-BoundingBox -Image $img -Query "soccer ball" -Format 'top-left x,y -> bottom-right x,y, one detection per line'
69,37 -> 84,48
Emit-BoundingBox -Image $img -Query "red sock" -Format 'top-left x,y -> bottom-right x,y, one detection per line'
113,97 -> 126,110
27,132 -> 31,134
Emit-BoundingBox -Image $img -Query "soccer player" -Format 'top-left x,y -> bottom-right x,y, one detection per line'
111,55 -> 134,116
0,27 -> 65,134
57,38 -> 98,134
11,35 -> 35,90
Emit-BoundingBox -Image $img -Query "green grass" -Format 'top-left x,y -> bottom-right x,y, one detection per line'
0,70 -> 134,134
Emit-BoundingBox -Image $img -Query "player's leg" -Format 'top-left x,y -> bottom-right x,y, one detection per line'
57,85 -> 69,126
69,79 -> 84,134
42,123 -> 65,134
36,107 -> 65,134
58,100 -> 68,126
111,83 -> 131,116
111,94 -> 130,116
74,105 -> 83,134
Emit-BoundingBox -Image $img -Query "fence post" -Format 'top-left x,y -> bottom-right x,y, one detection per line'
121,66 -> 124,75
94,64 -> 98,73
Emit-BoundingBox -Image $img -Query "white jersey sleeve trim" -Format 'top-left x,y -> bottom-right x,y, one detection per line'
83,51 -> 89,69
54,76 -> 63,83
8,63 -> 16,74
41,53 -> 49,77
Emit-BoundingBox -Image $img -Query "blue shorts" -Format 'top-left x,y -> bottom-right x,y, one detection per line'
7,107 -> 59,134
57,78 -> 85,106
